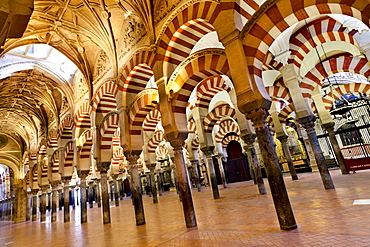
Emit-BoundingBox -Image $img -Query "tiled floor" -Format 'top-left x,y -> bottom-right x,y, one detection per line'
1,169 -> 370,246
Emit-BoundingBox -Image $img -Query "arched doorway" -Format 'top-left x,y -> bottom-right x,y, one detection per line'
225,140 -> 250,183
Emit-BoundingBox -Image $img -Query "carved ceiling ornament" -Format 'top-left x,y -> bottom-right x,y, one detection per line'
0,135 -> 8,149
118,15 -> 146,59
94,50 -> 109,82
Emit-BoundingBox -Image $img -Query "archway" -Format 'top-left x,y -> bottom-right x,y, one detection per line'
225,140 -> 250,183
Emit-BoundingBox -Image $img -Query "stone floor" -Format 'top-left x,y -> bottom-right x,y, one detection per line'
2,168 -> 370,246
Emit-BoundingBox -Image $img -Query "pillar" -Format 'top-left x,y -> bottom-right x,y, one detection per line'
157,169 -> 163,196
246,109 -> 297,230
79,171 -> 89,223
191,160 -> 202,192
62,177 -> 71,222
13,184 -> 27,223
58,189 -> 63,210
88,181 -> 94,208
96,179 -> 102,208
51,184 -> 58,222
125,151 -> 145,225
299,119 -> 335,190
170,140 -> 197,228
26,191 -> 32,221
277,135 -> 298,180
201,147 -> 220,199
97,162 -> 111,224
40,186 -> 48,222
170,162 -> 180,195
323,123 -> 349,174
31,190 -> 38,221
148,164 -> 158,204
242,134 -> 266,195
112,175 -> 120,207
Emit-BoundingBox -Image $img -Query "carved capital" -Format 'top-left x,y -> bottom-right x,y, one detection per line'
245,108 -> 269,130
276,135 -> 288,144
97,161 -> 111,173
299,120 -> 316,134
241,133 -> 256,146
169,139 -> 185,151
200,146 -> 214,156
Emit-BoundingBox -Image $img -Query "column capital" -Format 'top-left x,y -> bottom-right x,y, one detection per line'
124,150 -> 141,165
200,146 -> 214,156
62,176 -> 72,183
276,135 -> 288,143
147,163 -> 157,171
78,170 -> 90,178
322,121 -> 335,131
169,139 -> 185,151
241,133 -> 256,145
245,108 -> 269,130
97,161 -> 111,173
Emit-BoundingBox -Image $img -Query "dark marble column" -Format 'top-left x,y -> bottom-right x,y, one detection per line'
79,171 -> 89,223
170,140 -> 197,228
62,177 -> 71,222
40,186 -> 47,222
191,160 -> 202,192
111,175 -> 120,207
246,109 -> 297,230
148,164 -> 158,204
125,151 -> 145,225
31,190 -> 38,221
157,169 -> 163,196
88,181 -> 94,208
299,118 -> 335,190
277,135 -> 298,180
242,134 -> 266,195
201,147 -> 220,199
323,122 -> 349,175
216,154 -> 227,188
26,192 -> 32,221
96,179 -> 102,208
51,184 -> 58,222
97,162 -> 111,224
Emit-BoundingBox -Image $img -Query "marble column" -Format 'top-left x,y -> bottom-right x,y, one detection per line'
79,171 -> 89,223
31,190 -> 38,221
148,164 -> 158,204
51,184 -> 58,222
62,177 -> 71,222
125,151 -> 145,225
58,189 -> 63,210
157,169 -> 163,196
170,140 -> 197,228
96,179 -> 102,208
26,191 -> 32,221
97,162 -> 111,224
246,109 -> 297,230
170,162 -> 180,195
277,135 -> 298,180
112,175 -> 120,207
201,147 -> 220,199
299,119 -> 335,190
13,184 -> 27,223
88,181 -> 94,208
323,122 -> 349,175
242,134 -> 266,195
40,186 -> 48,222
216,154 -> 227,188
191,160 -> 202,192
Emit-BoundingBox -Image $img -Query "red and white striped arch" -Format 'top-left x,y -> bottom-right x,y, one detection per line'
222,135 -> 241,149
203,104 -> 236,133
92,81 -> 120,113
157,1 -> 220,56
191,136 -> 199,151
188,117 -> 196,134
75,102 -> 92,134
51,150 -> 60,178
64,141 -> 74,169
169,50 -> 230,114
59,116 -> 75,141
111,147 -> 124,168
242,1 -> 370,91
100,113 -> 120,150
265,78 -> 292,103
196,75 -> 232,109
129,90 -> 158,135
79,130 -> 93,159
323,83 -> 370,110
47,129 -> 59,148
278,104 -> 296,124
148,130 -> 164,154
164,19 -> 215,68
234,0 -> 261,30
215,119 -> 240,144
120,49 -> 157,93
156,144 -> 168,160
143,108 -> 161,132
301,56 -> 370,98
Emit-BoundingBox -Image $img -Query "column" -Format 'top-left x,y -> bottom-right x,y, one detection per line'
96,179 -> 102,208
323,122 -> 349,174
216,154 -> 227,188
31,190 -> 38,221
13,184 -> 27,223
58,189 -> 63,210
148,164 -> 158,204
299,119 -> 335,189
170,162 -> 180,195
40,186 -> 48,222
88,181 -> 94,208
201,147 -> 220,199
125,151 -> 145,225
26,191 -> 32,221
112,175 -> 120,207
242,134 -> 266,195
79,171 -> 89,223
191,160 -> 202,192
51,184 -> 58,222
157,168 -> 163,196
246,109 -> 297,230
97,162 -> 111,224
170,140 -> 197,228
277,135 -> 298,180
62,177 -> 71,222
